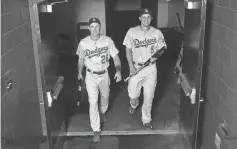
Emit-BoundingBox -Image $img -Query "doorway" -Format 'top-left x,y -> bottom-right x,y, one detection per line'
31,0 -> 207,149
66,0 -> 184,136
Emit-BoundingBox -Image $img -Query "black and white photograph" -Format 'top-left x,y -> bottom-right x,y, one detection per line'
1,0 -> 237,149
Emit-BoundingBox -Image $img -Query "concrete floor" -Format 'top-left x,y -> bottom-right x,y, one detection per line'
66,74 -> 181,134
63,74 -> 191,149
63,134 -> 191,149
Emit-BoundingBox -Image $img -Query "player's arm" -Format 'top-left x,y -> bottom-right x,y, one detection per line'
123,29 -> 136,75
78,58 -> 84,79
108,37 -> 122,82
76,42 -> 85,80
150,31 -> 167,63
108,37 -> 122,73
125,47 -> 136,74
112,55 -> 122,82
157,30 -> 167,50
113,55 -> 121,73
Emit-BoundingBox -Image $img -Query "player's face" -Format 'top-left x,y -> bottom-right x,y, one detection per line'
139,14 -> 152,27
88,23 -> 100,37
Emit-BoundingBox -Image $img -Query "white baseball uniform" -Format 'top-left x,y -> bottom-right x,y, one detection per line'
77,35 -> 119,132
123,26 -> 166,124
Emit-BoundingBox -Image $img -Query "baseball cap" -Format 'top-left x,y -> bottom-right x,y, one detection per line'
89,17 -> 101,25
140,8 -> 152,16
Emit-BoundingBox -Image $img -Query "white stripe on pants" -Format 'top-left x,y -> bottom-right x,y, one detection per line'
128,64 -> 157,124
85,70 -> 110,132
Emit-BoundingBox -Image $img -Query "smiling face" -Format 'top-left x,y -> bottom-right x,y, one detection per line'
88,22 -> 100,37
139,14 -> 152,27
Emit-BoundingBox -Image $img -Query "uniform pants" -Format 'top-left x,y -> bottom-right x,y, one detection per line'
85,70 -> 110,132
128,64 -> 157,124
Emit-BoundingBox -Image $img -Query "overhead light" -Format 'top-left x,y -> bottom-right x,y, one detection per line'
38,3 -> 53,13
46,4 -> 53,12
184,0 -> 205,9
38,0 -> 68,13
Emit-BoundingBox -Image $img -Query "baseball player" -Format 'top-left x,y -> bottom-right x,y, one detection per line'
77,17 -> 122,142
123,8 -> 166,129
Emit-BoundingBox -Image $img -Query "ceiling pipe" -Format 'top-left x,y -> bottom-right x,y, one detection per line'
49,0 -> 68,6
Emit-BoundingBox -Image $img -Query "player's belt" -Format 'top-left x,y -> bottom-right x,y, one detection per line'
133,61 -> 156,66
87,68 -> 106,75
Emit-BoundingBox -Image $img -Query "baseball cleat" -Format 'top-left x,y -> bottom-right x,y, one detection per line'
92,131 -> 101,142
143,123 -> 153,130
129,106 -> 136,115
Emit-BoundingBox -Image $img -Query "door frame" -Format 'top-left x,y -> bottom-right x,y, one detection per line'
179,0 -> 207,149
29,1 -> 68,149
29,3 -> 52,149
190,1 -> 207,148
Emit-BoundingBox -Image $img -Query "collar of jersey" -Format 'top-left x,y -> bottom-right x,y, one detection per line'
139,25 -> 151,32
89,35 -> 102,43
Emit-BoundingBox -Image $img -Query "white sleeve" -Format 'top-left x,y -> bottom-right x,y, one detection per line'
76,41 -> 85,59
123,29 -> 133,49
108,37 -> 119,58
157,30 -> 166,49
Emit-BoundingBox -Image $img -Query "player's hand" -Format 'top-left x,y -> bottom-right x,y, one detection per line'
164,45 -> 167,49
114,71 -> 122,82
129,66 -> 137,76
78,73 -> 83,80
150,57 -> 158,64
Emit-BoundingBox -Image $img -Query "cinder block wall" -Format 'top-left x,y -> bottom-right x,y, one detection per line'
1,0 -> 42,142
202,0 -> 237,149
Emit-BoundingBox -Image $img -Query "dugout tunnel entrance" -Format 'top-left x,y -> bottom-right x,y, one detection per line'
67,0 -> 183,137
34,0 -> 207,148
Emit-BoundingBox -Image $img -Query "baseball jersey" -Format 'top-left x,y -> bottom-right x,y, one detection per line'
123,26 -> 166,63
77,35 -> 119,72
